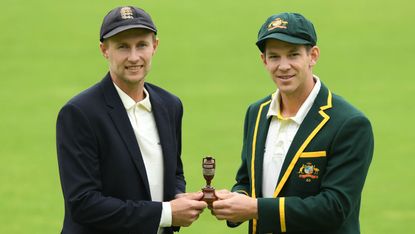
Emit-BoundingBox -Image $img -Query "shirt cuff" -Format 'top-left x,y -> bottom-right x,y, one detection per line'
159,202 -> 172,227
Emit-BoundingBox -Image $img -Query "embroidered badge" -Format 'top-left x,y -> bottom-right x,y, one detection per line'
268,18 -> 288,31
298,162 -> 320,182
120,7 -> 134,19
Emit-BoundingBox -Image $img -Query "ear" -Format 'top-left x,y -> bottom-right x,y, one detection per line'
260,52 -> 267,65
100,42 -> 109,59
152,37 -> 159,55
309,46 -> 320,67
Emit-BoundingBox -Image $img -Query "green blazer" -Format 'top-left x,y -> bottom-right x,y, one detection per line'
231,82 -> 374,234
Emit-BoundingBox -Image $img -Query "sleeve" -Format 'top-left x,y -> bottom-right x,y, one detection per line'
174,99 -> 186,194
257,115 -> 374,233
227,106 -> 253,228
56,103 -> 162,233
231,105 -> 252,196
171,99 -> 185,233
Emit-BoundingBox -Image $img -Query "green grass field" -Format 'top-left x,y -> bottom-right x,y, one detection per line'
1,0 -> 414,233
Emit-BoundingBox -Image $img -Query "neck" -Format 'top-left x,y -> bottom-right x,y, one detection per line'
111,77 -> 145,102
123,85 -> 145,102
279,94 -> 305,117
279,78 -> 315,118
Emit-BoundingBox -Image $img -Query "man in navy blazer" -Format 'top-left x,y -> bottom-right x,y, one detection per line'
56,6 -> 207,234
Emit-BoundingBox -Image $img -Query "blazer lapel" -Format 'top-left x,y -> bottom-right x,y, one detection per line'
250,99 -> 272,198
145,84 -> 175,200
101,74 -> 151,197
273,83 -> 333,197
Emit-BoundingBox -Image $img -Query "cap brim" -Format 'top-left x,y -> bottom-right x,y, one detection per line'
256,33 -> 312,52
102,25 -> 157,40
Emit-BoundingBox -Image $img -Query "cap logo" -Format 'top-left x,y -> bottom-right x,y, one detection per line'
120,7 -> 134,19
267,18 -> 288,31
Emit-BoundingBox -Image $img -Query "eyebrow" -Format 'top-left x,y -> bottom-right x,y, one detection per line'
288,47 -> 301,53
112,40 -> 148,46
266,45 -> 302,54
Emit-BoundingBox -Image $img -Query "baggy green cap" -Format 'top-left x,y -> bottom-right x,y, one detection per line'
256,13 -> 317,52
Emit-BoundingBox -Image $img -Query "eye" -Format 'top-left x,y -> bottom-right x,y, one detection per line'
268,55 -> 279,59
289,53 -> 300,57
118,44 -> 128,49
138,42 -> 148,48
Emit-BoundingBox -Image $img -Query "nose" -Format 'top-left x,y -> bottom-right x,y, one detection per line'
128,48 -> 140,63
278,57 -> 290,71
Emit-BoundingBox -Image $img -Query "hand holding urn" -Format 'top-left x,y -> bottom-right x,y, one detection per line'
201,156 -> 218,208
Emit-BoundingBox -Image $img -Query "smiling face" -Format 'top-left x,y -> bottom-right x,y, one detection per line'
100,28 -> 158,91
261,39 -> 319,99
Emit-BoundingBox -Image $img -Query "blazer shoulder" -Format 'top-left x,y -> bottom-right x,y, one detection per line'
59,81 -> 104,116
330,93 -> 368,119
326,92 -> 373,134
145,82 -> 182,105
248,95 -> 272,112
58,83 -> 105,124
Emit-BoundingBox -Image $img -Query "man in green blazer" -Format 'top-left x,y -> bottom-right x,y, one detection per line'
212,13 -> 374,234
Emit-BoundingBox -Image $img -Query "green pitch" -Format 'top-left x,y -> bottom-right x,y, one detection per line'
0,0 -> 414,233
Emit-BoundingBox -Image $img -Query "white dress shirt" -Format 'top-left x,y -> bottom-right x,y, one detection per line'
114,83 -> 171,233
262,76 -> 321,198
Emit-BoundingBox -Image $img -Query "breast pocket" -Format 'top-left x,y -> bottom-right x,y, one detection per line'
285,151 -> 327,196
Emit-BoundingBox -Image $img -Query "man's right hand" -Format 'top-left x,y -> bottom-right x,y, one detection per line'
171,192 -> 207,227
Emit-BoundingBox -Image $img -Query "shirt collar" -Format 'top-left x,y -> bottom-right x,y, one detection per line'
113,82 -> 152,112
267,75 -> 321,124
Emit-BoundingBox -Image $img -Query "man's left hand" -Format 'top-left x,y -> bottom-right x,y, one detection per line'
211,190 -> 258,223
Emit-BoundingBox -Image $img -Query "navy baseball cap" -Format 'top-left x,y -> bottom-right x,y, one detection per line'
100,6 -> 157,42
256,13 -> 317,52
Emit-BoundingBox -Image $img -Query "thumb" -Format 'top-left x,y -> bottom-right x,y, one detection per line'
215,191 -> 235,200
175,193 -> 188,199
215,189 -> 231,197
184,191 -> 204,200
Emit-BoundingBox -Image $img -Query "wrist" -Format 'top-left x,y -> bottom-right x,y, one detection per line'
251,197 -> 258,219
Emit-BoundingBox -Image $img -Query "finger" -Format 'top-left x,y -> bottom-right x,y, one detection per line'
187,210 -> 202,225
193,212 -> 201,221
193,204 -> 206,213
213,208 -> 235,221
212,199 -> 228,209
214,213 -> 228,220
212,200 -> 221,209
193,200 -> 208,209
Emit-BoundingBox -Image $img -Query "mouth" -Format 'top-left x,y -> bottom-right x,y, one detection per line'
125,65 -> 144,72
277,75 -> 295,80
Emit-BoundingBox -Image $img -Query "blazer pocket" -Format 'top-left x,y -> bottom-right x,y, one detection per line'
300,151 -> 326,158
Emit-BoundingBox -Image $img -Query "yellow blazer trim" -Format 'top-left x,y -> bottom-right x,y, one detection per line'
251,100 -> 271,198
279,197 -> 286,232
273,91 -> 332,198
251,100 -> 271,234
300,151 -> 327,158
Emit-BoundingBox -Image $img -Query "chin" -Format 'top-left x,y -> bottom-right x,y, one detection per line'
278,86 -> 295,94
126,75 -> 145,83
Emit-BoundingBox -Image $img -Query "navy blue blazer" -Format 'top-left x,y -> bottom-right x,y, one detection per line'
56,73 -> 185,234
